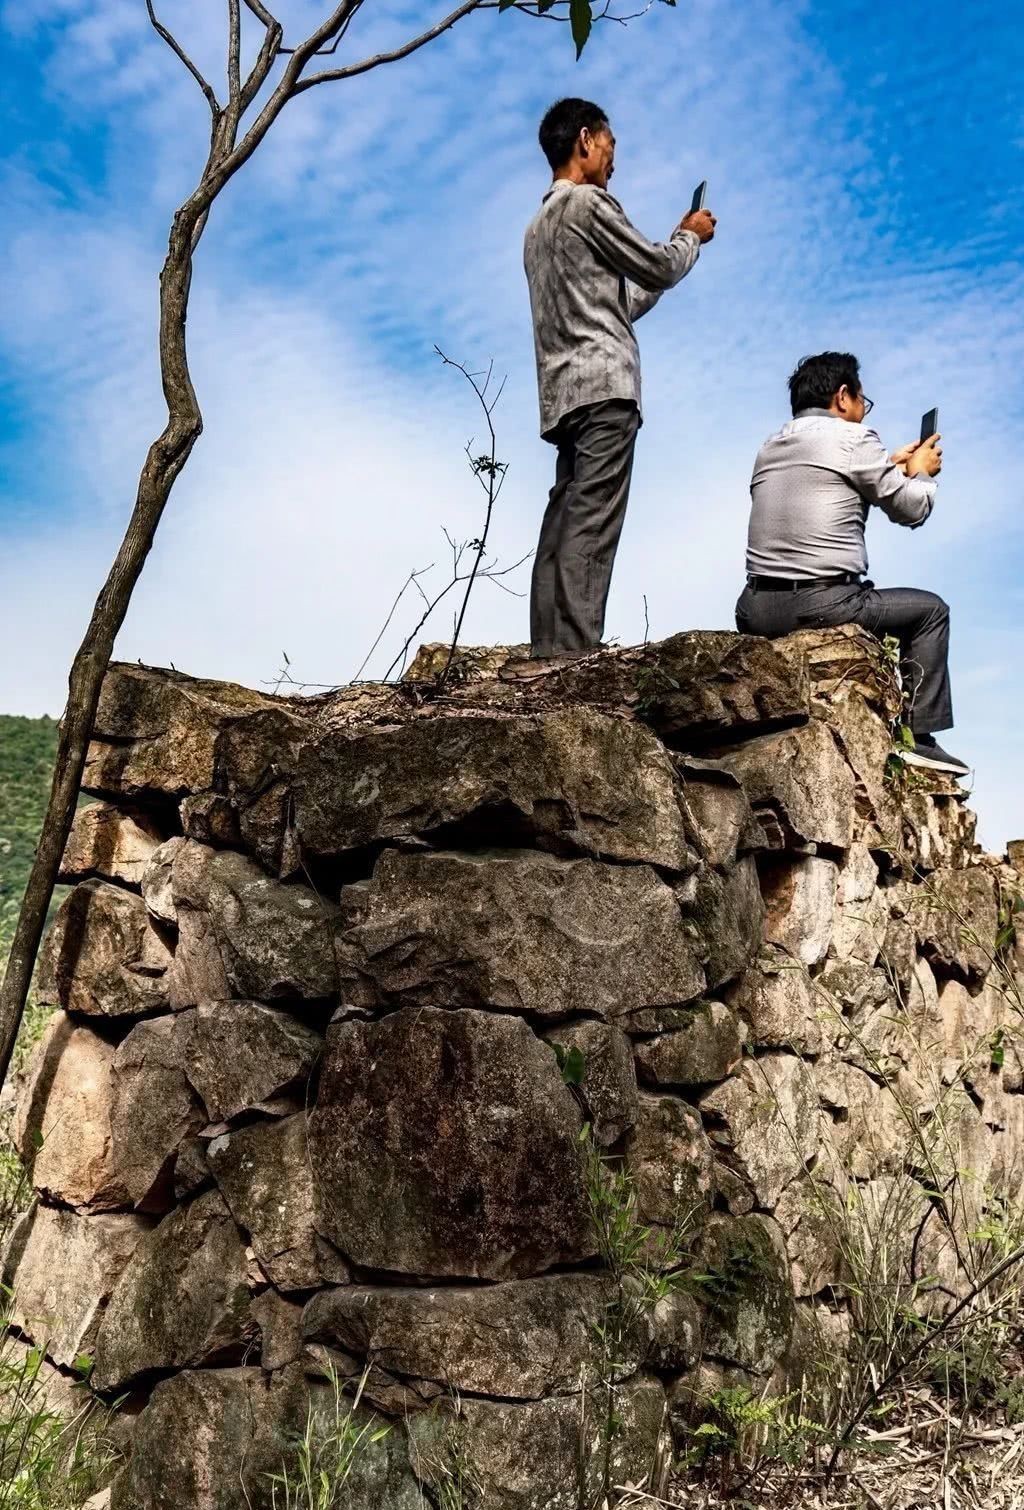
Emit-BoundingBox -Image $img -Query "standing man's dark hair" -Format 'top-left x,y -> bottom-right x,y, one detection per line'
538,98 -> 609,171
788,352 -> 862,416
516,101 -> 718,670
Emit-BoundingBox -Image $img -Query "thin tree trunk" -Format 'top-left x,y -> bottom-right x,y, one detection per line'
0,208 -> 202,1084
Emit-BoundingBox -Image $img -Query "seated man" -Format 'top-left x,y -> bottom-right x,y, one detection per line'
736,351 -> 968,776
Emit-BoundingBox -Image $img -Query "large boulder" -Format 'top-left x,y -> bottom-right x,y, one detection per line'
696,1214 -> 795,1374
408,1375 -> 667,1510
830,844 -> 885,967
111,1365 -> 419,1510
83,663 -> 302,802
208,1115 -> 330,1292
731,951 -> 824,1055
165,842 -> 341,1006
700,1054 -> 819,1208
176,1002 -> 322,1120
675,759 -> 766,867
109,1016 -> 205,1212
92,1191 -> 254,1392
14,1015 -> 130,1211
626,1093 -> 715,1235
308,1007 -> 592,1280
294,710 -> 692,869
760,856 -> 838,967
708,719 -> 855,852
303,1274 -> 610,1400
682,855 -> 765,990
59,802 -> 165,888
2,1203 -> 151,1368
543,1019 -> 638,1146
893,867 -> 999,982
339,848 -> 704,1019
37,881 -> 172,1019
633,1002 -> 743,1088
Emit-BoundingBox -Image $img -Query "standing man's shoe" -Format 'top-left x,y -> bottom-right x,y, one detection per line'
901,734 -> 970,776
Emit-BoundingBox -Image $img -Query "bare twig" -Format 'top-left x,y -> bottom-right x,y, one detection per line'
642,593 -> 650,645
351,563 -> 434,681
292,0 -> 485,91
145,0 -> 221,114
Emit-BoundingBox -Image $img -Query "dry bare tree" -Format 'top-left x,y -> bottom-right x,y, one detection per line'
0,0 -> 669,1083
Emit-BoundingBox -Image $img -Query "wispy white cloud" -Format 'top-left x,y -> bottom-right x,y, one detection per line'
1,0 -> 1022,848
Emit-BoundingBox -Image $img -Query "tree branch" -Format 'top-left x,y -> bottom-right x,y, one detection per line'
292,0 -> 484,91
228,0 -> 242,101
145,0 -> 221,115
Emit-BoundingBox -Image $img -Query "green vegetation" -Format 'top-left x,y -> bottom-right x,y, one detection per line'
0,715 -> 61,962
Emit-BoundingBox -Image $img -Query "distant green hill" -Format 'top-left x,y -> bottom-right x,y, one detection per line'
0,714 -> 60,960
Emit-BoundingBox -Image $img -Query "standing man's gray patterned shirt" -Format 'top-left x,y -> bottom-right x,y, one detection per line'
524,179 -> 700,438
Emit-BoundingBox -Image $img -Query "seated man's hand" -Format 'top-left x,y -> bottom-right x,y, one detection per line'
907,434 -> 942,478
890,441 -> 920,474
679,208 -> 717,243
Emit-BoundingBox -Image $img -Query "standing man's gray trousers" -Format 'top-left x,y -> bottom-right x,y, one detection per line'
735,579 -> 954,735
530,399 -> 640,658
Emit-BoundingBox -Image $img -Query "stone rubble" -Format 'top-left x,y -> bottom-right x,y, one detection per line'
4,624 -> 1022,1510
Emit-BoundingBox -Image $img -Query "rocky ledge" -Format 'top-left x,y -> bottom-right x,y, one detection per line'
5,626 -> 1023,1510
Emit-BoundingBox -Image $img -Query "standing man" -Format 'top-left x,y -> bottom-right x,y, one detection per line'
521,98 -> 716,665
736,351 -> 968,776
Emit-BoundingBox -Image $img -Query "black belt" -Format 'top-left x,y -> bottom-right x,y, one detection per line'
747,572 -> 863,592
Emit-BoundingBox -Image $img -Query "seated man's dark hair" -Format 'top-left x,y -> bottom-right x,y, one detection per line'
538,98 -> 609,172
787,352 -> 862,416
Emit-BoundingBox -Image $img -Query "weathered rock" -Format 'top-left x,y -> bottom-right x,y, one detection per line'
697,1214 -> 795,1374
14,1015 -> 130,1210
405,641 -> 530,681
93,1191 -> 254,1392
37,881 -> 172,1019
831,845 -> 885,966
140,837 -> 183,926
900,790 -> 978,874
340,848 -> 704,1020
682,855 -> 765,989
251,1290 -> 304,1371
178,1002 -> 321,1121
760,855 -> 838,966
634,1002 -> 742,1087
774,1177 -> 846,1296
817,1062 -> 905,1179
168,842 -> 340,1006
2,1203 -> 150,1369
700,1054 -> 819,1208
770,625 -> 902,723
84,662 -> 302,803
821,689 -> 900,844
648,1288 -> 703,1372
893,867 -> 999,981
209,1115 -> 330,1292
709,719 -> 855,852
819,960 -> 906,1077
59,802 -> 164,888
295,710 -> 693,869
676,759 -> 766,866
112,1365 -> 422,1510
544,1019 -> 638,1145
309,1007 -> 592,1279
731,951 -> 824,1055
110,1015 -> 205,1211
627,1093 -> 715,1235
304,1274 -> 610,1400
408,1375 -> 667,1510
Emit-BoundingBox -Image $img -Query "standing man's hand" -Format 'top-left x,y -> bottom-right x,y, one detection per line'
907,434 -> 942,478
679,208 -> 717,243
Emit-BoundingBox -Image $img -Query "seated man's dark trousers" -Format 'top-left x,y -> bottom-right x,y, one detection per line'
530,399 -> 640,658
735,578 -> 953,735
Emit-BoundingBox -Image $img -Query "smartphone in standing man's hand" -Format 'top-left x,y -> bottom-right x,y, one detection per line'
920,407 -> 939,444
690,180 -> 707,215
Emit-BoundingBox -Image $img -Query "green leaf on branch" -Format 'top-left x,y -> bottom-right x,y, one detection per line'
561,1045 -> 586,1085
569,0 -> 593,56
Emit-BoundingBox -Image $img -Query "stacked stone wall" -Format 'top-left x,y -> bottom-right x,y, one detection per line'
5,625 -> 1024,1510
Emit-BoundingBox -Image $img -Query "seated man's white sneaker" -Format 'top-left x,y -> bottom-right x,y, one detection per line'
901,735 -> 970,777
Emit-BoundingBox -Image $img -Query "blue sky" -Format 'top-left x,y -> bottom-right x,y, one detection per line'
0,0 -> 1022,848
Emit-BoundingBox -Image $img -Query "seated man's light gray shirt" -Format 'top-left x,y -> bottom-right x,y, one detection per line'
746,409 -> 937,579
524,179 -> 699,439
